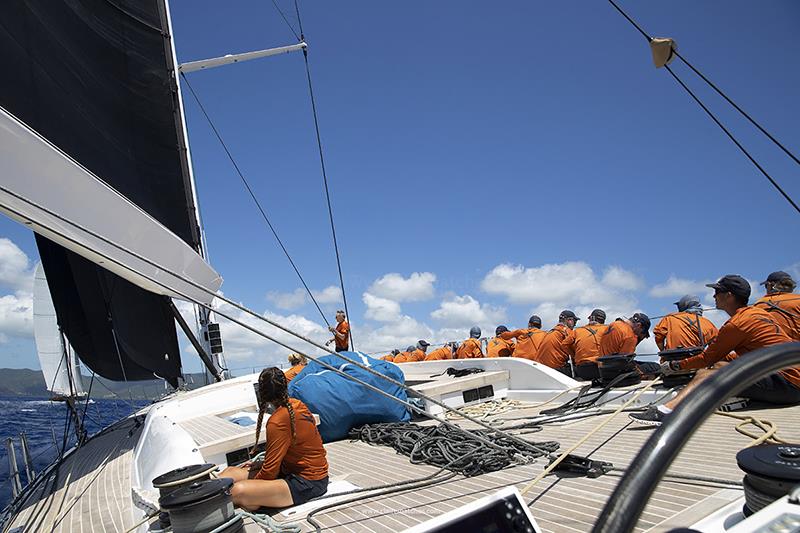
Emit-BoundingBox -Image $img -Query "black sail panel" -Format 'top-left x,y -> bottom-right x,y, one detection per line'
0,0 -> 201,386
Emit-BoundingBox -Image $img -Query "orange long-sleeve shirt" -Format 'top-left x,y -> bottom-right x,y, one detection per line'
486,336 -> 515,357
424,346 -> 453,361
334,321 -> 350,350
456,338 -> 483,358
599,319 -> 639,356
254,399 -> 328,481
537,324 -> 573,368
379,353 -> 395,362
392,351 -> 411,363
283,364 -> 305,382
653,312 -> 718,350
678,306 -> 799,388
500,328 -> 545,360
407,349 -> 426,362
564,324 -> 609,365
755,293 -> 800,341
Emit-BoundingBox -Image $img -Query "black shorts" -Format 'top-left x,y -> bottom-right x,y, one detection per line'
283,474 -> 328,505
335,347 -> 347,353
740,373 -> 800,405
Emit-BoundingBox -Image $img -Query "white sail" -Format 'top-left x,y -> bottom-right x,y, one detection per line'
33,263 -> 85,398
0,107 -> 223,305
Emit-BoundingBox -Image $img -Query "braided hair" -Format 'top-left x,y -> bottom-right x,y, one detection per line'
252,367 -> 296,457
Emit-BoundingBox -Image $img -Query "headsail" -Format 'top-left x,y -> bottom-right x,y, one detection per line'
33,263 -> 85,399
0,0 -> 216,386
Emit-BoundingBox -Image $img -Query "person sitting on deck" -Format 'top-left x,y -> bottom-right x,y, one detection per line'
537,310 -> 579,374
499,315 -> 546,361
487,326 -> 515,357
425,342 -> 457,361
392,346 -> 417,364
754,271 -> 800,341
380,349 -> 400,362
630,274 -> 800,427
564,309 -> 609,366
599,313 -> 651,356
654,295 -> 718,351
407,340 -> 431,362
456,327 -> 484,358
219,368 -> 328,509
325,310 -> 350,352
283,353 -> 307,382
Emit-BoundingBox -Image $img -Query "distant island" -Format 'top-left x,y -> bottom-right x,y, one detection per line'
0,368 -> 213,400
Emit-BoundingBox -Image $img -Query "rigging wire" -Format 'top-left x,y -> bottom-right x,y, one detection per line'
606,0 -> 800,216
269,0 -> 301,41
294,0 -> 355,349
179,72 -> 332,328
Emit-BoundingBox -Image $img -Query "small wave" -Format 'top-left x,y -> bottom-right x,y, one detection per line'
19,409 -> 35,413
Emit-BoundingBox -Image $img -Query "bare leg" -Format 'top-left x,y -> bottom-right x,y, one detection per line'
664,362 -> 726,410
229,479 -> 293,511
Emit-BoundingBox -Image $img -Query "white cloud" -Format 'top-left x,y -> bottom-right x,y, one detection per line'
0,292 -> 34,342
266,288 -> 307,310
357,315 -> 434,354
649,276 -> 711,299
312,285 -> 343,305
602,266 -> 644,291
0,238 -> 34,293
362,292 -> 401,322
431,294 -> 505,328
368,272 -> 436,302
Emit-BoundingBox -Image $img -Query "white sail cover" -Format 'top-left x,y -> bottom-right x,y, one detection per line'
33,263 -> 85,398
0,107 -> 223,305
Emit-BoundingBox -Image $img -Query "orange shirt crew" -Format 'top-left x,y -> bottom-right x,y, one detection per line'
500,328 -> 545,360
334,320 -> 350,351
653,312 -> 718,350
456,338 -> 483,359
755,293 -> 800,341
254,398 -> 328,481
565,324 -> 609,365
678,306 -> 799,388
425,346 -> 453,361
486,337 -> 515,358
599,319 -> 638,356
283,364 -> 305,382
537,324 -> 573,368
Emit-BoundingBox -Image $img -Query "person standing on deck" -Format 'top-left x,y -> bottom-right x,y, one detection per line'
599,313 -> 651,356
537,310 -> 579,373
632,275 -> 800,426
283,353 -> 307,382
500,316 -> 546,361
654,295 -> 718,352
564,309 -> 609,366
755,271 -> 800,340
219,368 -> 328,509
456,327 -> 484,358
487,326 -> 515,357
425,342 -> 457,361
408,340 -> 431,362
325,310 -> 350,352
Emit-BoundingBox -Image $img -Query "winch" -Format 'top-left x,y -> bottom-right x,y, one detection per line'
657,347 -> 701,388
596,354 -> 641,387
152,463 -> 218,530
159,478 -> 243,533
736,444 -> 800,515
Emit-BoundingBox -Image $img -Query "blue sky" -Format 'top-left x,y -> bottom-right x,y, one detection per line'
1,1 -> 799,374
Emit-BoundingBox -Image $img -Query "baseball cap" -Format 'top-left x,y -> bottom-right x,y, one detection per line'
528,315 -> 542,327
588,309 -> 606,322
417,340 -> 430,347
760,271 -> 793,286
630,312 -> 651,338
559,310 -> 579,321
706,274 -> 751,301
674,295 -> 701,312
495,325 -> 509,336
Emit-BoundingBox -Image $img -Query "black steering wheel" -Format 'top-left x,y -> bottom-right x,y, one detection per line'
591,342 -> 800,533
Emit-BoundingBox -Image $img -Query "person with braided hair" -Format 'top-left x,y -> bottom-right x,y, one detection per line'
218,367 -> 328,510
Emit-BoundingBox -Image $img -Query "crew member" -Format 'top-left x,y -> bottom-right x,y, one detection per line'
653,295 -> 718,351
500,316 -> 546,361
599,313 -> 651,356
325,310 -> 350,352
380,349 -> 399,362
755,271 -> 800,340
218,368 -> 328,509
630,275 -> 800,426
564,309 -> 609,366
408,340 -> 431,362
537,310 -> 579,372
392,346 -> 416,364
283,353 -> 307,382
456,327 -> 484,358
425,342 -> 457,361
487,326 -> 515,357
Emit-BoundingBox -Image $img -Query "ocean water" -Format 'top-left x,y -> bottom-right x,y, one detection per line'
0,396 -> 149,509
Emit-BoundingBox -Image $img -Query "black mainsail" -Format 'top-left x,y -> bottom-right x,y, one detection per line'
0,0 -> 203,386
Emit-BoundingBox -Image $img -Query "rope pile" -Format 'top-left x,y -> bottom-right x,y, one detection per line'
349,422 -> 559,477
445,399 -> 523,420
